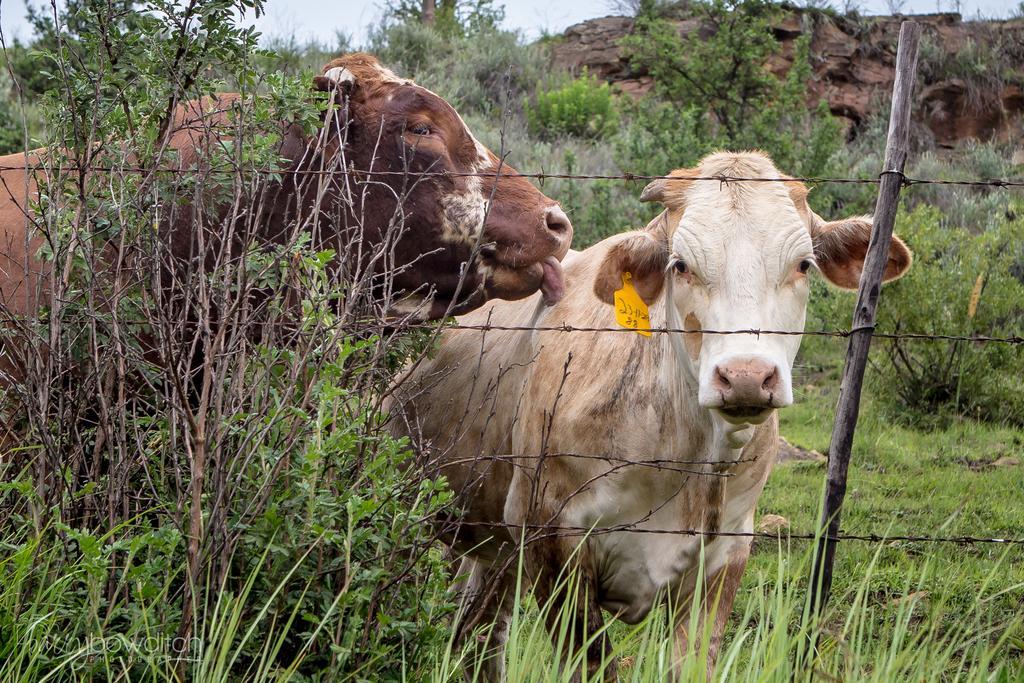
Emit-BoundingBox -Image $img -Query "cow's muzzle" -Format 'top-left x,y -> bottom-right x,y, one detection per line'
482,205 -> 572,305
707,357 -> 786,424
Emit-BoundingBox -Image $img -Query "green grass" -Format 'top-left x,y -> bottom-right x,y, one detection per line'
772,350 -> 1024,618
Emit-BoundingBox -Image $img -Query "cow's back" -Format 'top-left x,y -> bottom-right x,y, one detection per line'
0,98 -> 242,323
388,250 -> 599,469
0,151 -> 47,320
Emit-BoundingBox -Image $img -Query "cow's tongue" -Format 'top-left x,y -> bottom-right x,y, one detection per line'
540,255 -> 565,306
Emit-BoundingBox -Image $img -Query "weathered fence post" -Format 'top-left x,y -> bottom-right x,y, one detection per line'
807,20 -> 922,617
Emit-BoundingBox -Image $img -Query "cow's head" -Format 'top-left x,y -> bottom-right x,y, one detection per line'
312,53 -> 571,318
594,151 -> 911,428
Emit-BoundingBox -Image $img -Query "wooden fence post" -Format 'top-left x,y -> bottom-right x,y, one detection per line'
807,20 -> 922,617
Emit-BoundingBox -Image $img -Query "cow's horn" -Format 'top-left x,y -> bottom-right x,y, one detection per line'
323,66 -> 356,85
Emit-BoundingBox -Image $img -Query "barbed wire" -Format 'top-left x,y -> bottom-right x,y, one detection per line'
3,312 -> 1020,345
429,452 -> 1022,547
449,519 -> 1024,546
3,313 -> 1020,345
430,452 -> 761,477
426,323 -> 1024,345
1,163 -> 1022,189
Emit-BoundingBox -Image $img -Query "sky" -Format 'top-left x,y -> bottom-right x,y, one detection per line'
0,0 -> 1016,49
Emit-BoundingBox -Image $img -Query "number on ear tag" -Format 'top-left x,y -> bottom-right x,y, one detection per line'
613,272 -> 651,337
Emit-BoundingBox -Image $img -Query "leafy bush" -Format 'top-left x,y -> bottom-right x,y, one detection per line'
918,33 -> 1024,95
0,367 -> 455,680
0,96 -> 24,155
555,149 -> 656,245
807,204 -> 1024,425
526,72 -> 620,140
370,20 -> 450,75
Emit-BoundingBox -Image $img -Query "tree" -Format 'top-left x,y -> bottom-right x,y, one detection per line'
623,0 -> 783,142
5,0 -> 146,96
384,0 -> 505,37
422,0 -> 437,25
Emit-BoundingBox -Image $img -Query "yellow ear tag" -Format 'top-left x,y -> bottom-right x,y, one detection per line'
613,272 -> 651,337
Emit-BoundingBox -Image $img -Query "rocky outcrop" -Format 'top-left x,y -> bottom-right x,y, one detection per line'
920,81 -> 1024,147
550,9 -> 1024,147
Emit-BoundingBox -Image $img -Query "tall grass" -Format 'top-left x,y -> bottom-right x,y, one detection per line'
6,520 -> 1018,681
432,541 -> 1022,681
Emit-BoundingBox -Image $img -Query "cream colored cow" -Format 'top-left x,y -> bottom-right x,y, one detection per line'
388,151 -> 911,681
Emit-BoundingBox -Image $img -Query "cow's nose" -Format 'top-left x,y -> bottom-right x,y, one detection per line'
543,205 -> 572,259
711,358 -> 779,407
545,205 -> 572,236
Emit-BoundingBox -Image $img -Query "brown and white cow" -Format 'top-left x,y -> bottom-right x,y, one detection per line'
389,151 -> 911,681
0,52 -> 570,325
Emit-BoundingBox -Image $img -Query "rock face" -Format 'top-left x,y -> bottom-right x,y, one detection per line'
550,10 -> 1024,147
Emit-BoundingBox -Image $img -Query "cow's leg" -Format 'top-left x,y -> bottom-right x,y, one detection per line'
671,542 -> 751,680
452,557 -> 515,683
527,543 -> 616,683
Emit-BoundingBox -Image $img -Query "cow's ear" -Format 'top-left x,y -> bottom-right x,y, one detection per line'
812,216 -> 913,290
593,231 -> 670,305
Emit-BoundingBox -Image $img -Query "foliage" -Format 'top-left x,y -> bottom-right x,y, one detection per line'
257,32 -> 351,78
623,0 -> 782,140
0,372 -> 454,680
3,0 -> 148,97
807,204 -> 1024,426
621,0 -> 844,176
525,72 -> 620,140
555,148 -> 655,245
616,0 -> 701,19
0,70 -> 29,154
918,33 -> 1024,93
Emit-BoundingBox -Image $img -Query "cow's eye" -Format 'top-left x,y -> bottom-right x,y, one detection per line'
674,259 -> 688,274
408,123 -> 431,136
798,259 -> 812,274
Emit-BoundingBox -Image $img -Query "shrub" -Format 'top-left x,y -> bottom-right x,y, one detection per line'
806,204 -> 1024,426
370,20 -> 450,76
256,31 -> 351,78
0,96 -> 24,155
0,2 -> 457,680
612,97 -> 713,177
526,72 -> 620,140
918,33 -> 1024,96
372,23 -> 548,115
555,149 -> 655,245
